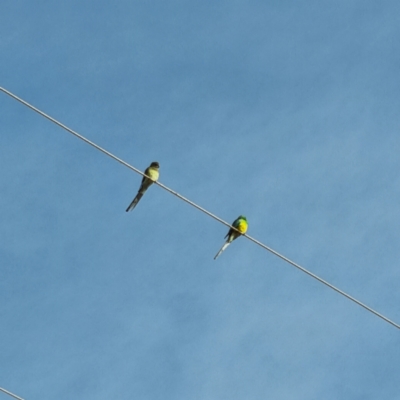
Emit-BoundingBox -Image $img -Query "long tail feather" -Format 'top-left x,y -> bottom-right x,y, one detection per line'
125,192 -> 143,212
214,242 -> 230,260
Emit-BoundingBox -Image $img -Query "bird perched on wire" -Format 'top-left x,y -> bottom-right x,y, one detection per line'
214,215 -> 248,260
126,161 -> 160,212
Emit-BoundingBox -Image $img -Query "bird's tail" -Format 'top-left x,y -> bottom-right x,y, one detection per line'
125,192 -> 144,212
214,242 -> 230,260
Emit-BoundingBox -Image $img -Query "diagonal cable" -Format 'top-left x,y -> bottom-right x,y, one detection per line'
0,387 -> 25,400
1,86 -> 399,330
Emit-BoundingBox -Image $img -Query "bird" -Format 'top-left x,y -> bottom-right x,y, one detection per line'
214,215 -> 248,260
126,161 -> 160,212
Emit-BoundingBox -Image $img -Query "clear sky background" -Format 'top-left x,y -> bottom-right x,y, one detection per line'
1,1 -> 400,399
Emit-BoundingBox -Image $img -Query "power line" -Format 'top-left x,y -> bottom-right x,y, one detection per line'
0,387 -> 24,400
1,86 -> 399,330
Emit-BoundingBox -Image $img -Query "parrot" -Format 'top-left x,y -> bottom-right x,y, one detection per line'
214,215 -> 248,260
126,161 -> 160,212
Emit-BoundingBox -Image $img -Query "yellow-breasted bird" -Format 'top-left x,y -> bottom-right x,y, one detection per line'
126,161 -> 160,212
214,215 -> 248,260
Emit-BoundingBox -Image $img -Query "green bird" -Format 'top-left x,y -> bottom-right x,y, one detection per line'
126,161 -> 160,212
214,215 -> 248,260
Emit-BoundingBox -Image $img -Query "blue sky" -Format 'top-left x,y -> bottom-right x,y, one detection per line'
1,1 -> 400,399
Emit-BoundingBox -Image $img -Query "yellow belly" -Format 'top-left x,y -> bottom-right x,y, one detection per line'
147,168 -> 159,181
237,221 -> 248,233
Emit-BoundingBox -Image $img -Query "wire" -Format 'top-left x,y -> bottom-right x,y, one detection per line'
1,86 -> 399,330
0,387 -> 24,400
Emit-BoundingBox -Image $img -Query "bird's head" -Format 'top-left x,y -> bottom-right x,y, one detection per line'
150,161 -> 160,169
238,215 -> 247,221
